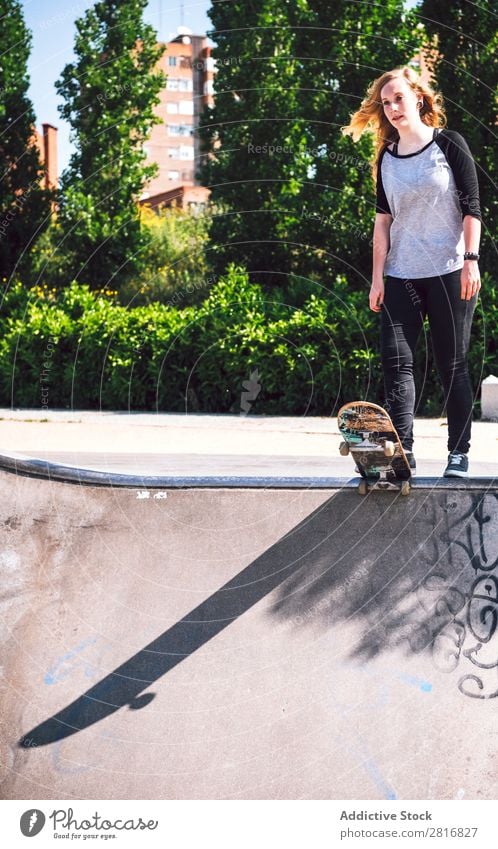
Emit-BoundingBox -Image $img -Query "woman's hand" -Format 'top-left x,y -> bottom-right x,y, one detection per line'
369,278 -> 385,312
461,260 -> 481,300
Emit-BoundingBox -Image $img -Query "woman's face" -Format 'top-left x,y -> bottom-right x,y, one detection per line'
380,78 -> 421,130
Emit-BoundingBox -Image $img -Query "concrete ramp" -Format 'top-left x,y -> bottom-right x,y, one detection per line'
0,458 -> 497,800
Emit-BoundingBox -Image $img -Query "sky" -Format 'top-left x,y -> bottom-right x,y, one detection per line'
21,0 -> 420,175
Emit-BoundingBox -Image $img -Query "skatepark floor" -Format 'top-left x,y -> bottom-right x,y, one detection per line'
0,409 -> 497,478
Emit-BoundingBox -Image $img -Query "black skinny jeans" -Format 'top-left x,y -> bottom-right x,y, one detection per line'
381,270 -> 477,454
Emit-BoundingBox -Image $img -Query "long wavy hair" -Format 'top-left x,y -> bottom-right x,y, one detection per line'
341,66 -> 447,182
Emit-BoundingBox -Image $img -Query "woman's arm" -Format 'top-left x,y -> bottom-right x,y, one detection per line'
463,214 -> 481,255
437,130 -> 482,299
461,214 -> 482,300
370,213 -> 393,312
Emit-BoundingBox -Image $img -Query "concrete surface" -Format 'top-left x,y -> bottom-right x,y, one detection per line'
0,462 -> 497,800
1,410 -> 498,478
481,375 -> 498,421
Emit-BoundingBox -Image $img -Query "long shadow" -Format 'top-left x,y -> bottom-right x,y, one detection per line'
19,493 -> 340,748
19,488 -> 498,748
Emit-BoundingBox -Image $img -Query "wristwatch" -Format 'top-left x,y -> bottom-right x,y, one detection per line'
464,252 -> 480,261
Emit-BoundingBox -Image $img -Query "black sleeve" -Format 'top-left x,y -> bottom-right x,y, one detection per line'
437,130 -> 482,221
375,147 -> 392,215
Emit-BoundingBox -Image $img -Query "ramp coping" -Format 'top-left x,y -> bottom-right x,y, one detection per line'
0,451 -> 496,490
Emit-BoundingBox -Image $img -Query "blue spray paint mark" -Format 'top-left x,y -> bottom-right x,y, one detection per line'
363,757 -> 398,800
44,636 -> 98,685
396,672 -> 432,693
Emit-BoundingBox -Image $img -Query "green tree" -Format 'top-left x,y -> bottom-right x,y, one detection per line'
0,0 -> 52,282
419,0 -> 497,277
55,0 -> 165,288
199,0 -> 423,288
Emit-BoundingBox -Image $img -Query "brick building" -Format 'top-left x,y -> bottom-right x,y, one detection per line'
33,123 -> 58,190
140,27 -> 214,210
409,47 -> 436,84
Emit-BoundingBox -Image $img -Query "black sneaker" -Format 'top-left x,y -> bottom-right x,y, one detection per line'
404,450 -> 416,471
444,452 -> 469,478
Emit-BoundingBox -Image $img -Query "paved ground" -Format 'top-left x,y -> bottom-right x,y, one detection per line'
1,410 -> 497,478
0,461 -> 497,800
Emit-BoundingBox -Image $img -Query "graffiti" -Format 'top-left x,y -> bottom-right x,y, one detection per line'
451,496 -> 498,573
432,620 -> 465,673
379,494 -> 498,698
425,494 -> 498,699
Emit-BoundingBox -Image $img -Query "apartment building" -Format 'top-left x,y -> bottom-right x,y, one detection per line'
140,27 -> 214,210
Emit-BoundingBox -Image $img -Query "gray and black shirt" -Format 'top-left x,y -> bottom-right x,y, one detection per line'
376,128 -> 481,279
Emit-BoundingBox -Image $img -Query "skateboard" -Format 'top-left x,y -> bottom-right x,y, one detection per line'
337,401 -> 411,495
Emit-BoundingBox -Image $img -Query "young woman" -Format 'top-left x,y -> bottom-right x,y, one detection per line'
342,66 -> 482,478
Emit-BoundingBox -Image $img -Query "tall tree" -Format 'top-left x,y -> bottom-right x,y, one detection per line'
420,0 -> 497,277
199,0 -> 423,288
56,0 -> 165,288
0,0 -> 52,282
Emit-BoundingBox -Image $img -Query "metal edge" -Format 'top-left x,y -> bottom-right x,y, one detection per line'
0,452 -> 496,491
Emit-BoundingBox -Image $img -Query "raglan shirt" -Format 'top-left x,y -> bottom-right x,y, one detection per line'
376,128 -> 481,279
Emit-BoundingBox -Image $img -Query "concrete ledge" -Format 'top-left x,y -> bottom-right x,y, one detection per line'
0,451 -> 496,491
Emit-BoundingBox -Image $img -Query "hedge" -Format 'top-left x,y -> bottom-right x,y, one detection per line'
0,266 -> 495,415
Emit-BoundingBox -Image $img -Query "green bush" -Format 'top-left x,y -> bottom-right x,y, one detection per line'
118,204 -> 214,308
0,267 -> 495,413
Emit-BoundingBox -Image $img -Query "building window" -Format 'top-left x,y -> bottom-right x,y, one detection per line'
168,171 -> 179,180
168,147 -> 180,158
167,124 -> 192,136
166,78 -> 193,92
179,145 -> 194,160
203,80 -> 214,95
179,100 -> 194,115
166,102 -> 179,114
168,56 -> 177,66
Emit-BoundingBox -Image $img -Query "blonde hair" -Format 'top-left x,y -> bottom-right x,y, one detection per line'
341,66 -> 446,182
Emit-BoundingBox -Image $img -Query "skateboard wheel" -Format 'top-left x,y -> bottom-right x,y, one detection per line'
401,480 -> 410,496
384,440 -> 395,457
339,441 -> 350,456
358,480 -> 368,496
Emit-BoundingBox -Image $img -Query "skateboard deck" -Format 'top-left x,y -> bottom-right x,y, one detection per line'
338,401 -> 411,495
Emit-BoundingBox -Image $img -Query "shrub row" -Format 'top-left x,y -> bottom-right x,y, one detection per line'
0,266 -> 495,414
